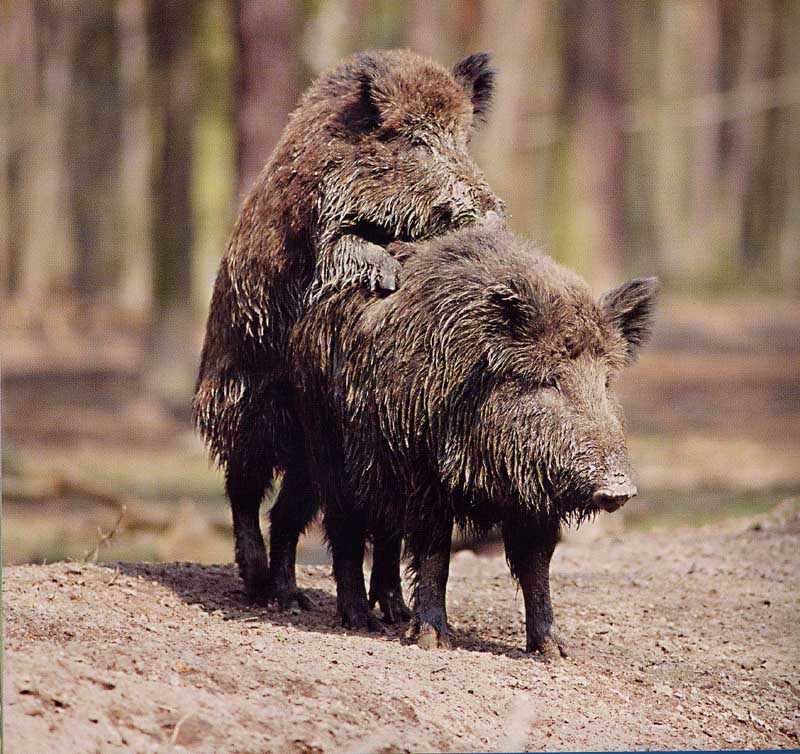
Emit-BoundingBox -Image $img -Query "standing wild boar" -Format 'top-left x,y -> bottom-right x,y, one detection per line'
192,50 -> 504,609
291,224 -> 656,654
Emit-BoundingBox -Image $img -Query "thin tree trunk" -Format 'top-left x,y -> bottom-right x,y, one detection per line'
192,0 -> 236,313
719,1 -> 774,282
0,5 -> 17,295
476,0 -> 555,242
150,0 -> 198,310
234,0 -> 300,197
776,0 -> 800,290
688,0 -> 722,281
567,0 -> 625,290
654,0 -> 689,286
17,0 -> 79,309
69,1 -> 123,302
116,0 -> 153,319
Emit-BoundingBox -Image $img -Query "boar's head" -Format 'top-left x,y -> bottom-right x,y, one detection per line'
320,50 -> 505,245
396,229 -> 658,523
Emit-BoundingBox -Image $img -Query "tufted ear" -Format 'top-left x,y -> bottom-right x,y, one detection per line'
599,277 -> 658,360
339,54 -> 395,132
486,281 -> 540,340
452,52 -> 495,122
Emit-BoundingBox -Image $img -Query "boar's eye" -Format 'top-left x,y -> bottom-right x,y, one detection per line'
407,135 -> 433,153
540,376 -> 559,391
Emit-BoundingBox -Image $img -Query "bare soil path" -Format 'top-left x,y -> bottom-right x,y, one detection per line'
4,502 -> 799,753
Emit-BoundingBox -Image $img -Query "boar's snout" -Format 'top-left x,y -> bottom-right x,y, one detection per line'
591,474 -> 637,512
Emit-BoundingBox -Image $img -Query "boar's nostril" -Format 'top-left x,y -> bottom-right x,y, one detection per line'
592,485 -> 637,512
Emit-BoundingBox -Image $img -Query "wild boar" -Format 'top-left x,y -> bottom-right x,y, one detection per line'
291,224 -> 657,654
193,49 -> 504,609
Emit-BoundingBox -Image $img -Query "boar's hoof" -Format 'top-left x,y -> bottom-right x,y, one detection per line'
417,623 -> 451,650
366,249 -> 402,293
369,588 -> 412,624
271,586 -> 314,612
240,571 -> 272,607
243,587 -> 272,608
527,626 -> 568,660
406,619 -> 452,650
341,606 -> 381,632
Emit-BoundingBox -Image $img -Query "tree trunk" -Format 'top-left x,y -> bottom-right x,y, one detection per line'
69,1 -> 123,302
149,0 -> 198,310
688,0 -> 722,282
719,1 -> 774,284
566,0 -> 626,290
654,0 -> 690,287
475,0 -> 558,243
116,0 -> 153,319
234,0 -> 300,197
0,3 -> 23,296
775,0 -> 800,290
192,0 -> 236,313
16,0 -> 79,310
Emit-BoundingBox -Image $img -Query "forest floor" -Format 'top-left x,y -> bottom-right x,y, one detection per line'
4,499 -> 799,753
2,295 -> 799,751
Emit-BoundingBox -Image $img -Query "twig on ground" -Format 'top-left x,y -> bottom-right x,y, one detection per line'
83,505 -> 127,563
170,710 -> 195,745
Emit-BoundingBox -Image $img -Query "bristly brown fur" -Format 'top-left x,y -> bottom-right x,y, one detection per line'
291,224 -> 657,650
193,48 -> 502,469
191,49 -> 504,606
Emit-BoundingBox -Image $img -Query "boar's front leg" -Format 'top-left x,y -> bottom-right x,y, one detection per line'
503,516 -> 567,659
369,531 -> 411,624
307,233 -> 401,305
325,503 -> 380,631
405,515 -> 453,649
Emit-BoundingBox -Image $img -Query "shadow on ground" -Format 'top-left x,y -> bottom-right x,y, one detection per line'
107,560 -> 532,660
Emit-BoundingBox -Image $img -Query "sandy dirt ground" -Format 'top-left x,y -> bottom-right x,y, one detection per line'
3,500 -> 798,754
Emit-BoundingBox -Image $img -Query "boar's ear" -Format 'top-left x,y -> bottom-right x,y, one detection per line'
599,277 -> 658,360
340,54 -> 391,132
452,52 -> 495,122
486,281 -> 540,339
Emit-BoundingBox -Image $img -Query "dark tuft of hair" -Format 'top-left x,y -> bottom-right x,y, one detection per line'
452,52 -> 496,121
599,277 -> 659,359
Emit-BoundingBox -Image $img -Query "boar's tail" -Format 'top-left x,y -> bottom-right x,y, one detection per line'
192,370 -> 299,476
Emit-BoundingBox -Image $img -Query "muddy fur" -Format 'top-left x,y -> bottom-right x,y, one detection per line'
291,224 -> 657,652
192,49 -> 503,607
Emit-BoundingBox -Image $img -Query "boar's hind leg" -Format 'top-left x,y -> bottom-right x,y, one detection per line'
405,519 -> 453,649
503,517 -> 567,659
226,458 -> 271,605
325,506 -> 379,631
369,532 -> 411,624
266,468 -> 316,610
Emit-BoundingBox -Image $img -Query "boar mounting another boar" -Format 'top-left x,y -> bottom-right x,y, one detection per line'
193,49 -> 504,609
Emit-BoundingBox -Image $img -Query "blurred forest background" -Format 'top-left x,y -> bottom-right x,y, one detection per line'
2,0 -> 799,566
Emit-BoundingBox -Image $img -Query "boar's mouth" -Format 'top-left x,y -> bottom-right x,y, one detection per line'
347,218 -> 406,246
347,206 -> 462,247
562,480 -> 637,523
535,482 -> 635,526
